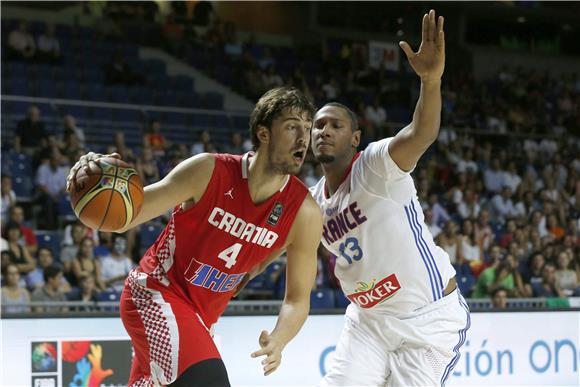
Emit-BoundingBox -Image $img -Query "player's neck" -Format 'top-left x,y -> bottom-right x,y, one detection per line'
246,152 -> 289,204
322,152 -> 356,196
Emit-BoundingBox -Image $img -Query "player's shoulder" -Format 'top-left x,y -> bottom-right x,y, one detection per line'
308,177 -> 325,201
295,193 -> 323,226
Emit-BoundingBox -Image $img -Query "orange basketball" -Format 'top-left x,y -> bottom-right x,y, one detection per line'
70,157 -> 144,232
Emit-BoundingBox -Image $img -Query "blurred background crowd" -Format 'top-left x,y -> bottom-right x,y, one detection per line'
1,1 -> 579,313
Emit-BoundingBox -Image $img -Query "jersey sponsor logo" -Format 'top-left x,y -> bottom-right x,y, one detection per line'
322,202 -> 368,244
267,202 -> 284,226
184,257 -> 246,293
208,207 -> 279,248
346,274 -> 401,308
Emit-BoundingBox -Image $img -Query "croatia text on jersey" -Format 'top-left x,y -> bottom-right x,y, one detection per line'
346,274 -> 401,308
184,257 -> 246,293
208,207 -> 279,248
322,202 -> 368,244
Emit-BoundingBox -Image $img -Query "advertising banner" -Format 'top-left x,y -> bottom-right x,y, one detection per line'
368,40 -> 400,71
2,312 -> 579,386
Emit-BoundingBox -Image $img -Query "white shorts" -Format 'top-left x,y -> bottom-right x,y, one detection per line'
320,289 -> 470,387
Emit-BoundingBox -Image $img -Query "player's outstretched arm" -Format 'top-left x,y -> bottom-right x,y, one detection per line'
251,195 -> 323,375
66,152 -> 216,232
389,9 -> 445,171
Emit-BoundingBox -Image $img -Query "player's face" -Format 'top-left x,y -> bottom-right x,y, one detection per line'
311,106 -> 360,164
265,109 -> 312,175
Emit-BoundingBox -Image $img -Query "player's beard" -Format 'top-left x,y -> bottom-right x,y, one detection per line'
268,143 -> 300,175
316,154 -> 335,163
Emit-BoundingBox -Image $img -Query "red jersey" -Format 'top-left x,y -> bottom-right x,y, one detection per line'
137,153 -> 308,327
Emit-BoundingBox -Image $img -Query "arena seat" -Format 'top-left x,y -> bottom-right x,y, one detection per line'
310,289 -> 336,309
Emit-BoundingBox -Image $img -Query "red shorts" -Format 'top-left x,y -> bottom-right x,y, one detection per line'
120,270 -> 220,386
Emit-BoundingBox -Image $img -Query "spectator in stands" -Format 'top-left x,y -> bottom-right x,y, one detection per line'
473,254 -> 522,298
190,130 -> 213,155
62,114 -> 86,148
1,263 -> 31,313
60,222 -> 86,273
532,262 -> 565,298
143,119 -> 168,157
6,205 -> 38,255
222,132 -> 244,155
67,274 -> 99,311
7,21 -> 35,60
475,208 -> 494,251
110,131 -> 136,164
503,161 -> 522,193
484,158 -> 505,194
428,193 -> 451,226
424,208 -> 442,239
35,149 -> 68,230
458,219 -> 484,272
499,219 -> 517,248
457,188 -> 480,220
162,12 -> 185,56
36,23 -> 61,64
437,220 -> 461,264
26,247 -> 70,293
489,186 -> 517,224
71,237 -> 104,290
31,265 -> 67,313
490,287 -> 508,309
99,235 -> 134,292
136,146 -> 160,185
547,214 -> 565,240
4,222 -> 35,275
104,51 -> 142,86
14,105 -> 48,153
555,251 -> 578,296
262,65 -> 284,90
364,96 -> 388,137
1,175 -> 16,225
523,252 -> 546,292
224,21 -> 242,56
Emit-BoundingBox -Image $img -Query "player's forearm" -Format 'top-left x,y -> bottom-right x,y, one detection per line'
269,299 -> 309,349
409,79 -> 442,146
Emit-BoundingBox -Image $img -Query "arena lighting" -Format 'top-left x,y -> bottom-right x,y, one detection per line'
562,23 -> 572,31
397,29 -> 404,37
517,16 -> 526,23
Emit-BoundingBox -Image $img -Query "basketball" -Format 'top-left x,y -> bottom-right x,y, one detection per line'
69,157 -> 144,232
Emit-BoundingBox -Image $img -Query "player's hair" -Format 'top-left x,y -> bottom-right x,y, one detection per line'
321,102 -> 359,132
249,87 -> 316,150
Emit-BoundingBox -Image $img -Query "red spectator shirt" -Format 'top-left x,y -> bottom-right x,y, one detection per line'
136,153 -> 308,327
21,226 -> 38,247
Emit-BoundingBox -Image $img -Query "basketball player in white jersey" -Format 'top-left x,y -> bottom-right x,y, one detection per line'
310,10 -> 470,386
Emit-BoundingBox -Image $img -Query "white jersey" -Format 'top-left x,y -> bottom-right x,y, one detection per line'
310,137 -> 455,317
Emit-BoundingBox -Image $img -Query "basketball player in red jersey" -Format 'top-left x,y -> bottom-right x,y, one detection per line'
66,87 -> 323,386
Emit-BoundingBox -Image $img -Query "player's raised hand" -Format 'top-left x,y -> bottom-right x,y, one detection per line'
251,330 -> 283,376
66,152 -> 121,192
399,9 -> 445,82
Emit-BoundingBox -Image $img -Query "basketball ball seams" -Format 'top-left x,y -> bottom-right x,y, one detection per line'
71,157 -> 144,232
98,163 -> 120,231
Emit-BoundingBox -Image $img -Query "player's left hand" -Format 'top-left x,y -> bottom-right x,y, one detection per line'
251,330 -> 283,376
399,9 -> 445,82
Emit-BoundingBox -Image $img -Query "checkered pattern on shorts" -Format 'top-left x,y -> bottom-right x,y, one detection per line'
128,271 -> 175,385
149,219 -> 176,286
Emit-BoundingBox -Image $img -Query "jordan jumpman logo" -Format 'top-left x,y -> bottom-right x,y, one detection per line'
224,188 -> 234,199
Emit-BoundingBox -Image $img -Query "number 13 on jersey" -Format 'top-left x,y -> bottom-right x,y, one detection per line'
339,237 -> 363,264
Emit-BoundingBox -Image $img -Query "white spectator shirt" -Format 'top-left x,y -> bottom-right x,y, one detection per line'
365,105 -> 387,127
99,254 -> 134,292
484,169 -> 505,193
35,163 -> 68,197
503,172 -> 522,193
310,138 -> 456,317
37,34 -> 60,53
489,194 -> 516,224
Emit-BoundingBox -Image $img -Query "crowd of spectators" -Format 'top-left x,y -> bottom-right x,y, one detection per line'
2,8 -> 579,313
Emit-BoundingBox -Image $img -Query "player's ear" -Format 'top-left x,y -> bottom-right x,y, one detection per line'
351,130 -> 361,148
256,125 -> 270,145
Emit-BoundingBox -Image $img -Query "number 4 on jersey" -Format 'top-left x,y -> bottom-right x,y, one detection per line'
218,243 -> 242,268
